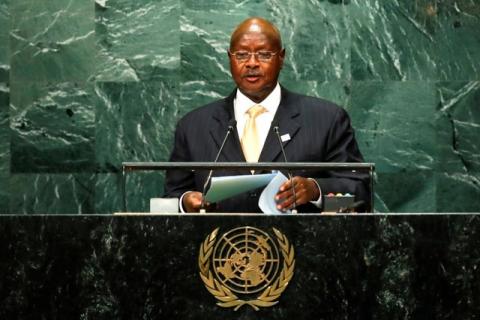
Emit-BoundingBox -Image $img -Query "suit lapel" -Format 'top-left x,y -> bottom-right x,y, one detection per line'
209,87 -> 301,163
259,88 -> 301,162
209,91 -> 246,162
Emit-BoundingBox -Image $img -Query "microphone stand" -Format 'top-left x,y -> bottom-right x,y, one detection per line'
200,122 -> 235,213
273,126 -> 297,214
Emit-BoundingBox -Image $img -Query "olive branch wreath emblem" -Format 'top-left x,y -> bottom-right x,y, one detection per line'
198,227 -> 295,311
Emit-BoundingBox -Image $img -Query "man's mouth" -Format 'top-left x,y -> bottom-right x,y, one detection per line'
244,73 -> 261,82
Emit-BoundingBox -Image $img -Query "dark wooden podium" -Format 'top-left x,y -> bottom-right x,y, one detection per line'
1,213 -> 479,319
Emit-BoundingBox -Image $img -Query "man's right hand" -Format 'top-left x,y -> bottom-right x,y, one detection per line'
182,191 -> 217,213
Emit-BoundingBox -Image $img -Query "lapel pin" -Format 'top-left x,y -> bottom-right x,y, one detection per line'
280,133 -> 291,142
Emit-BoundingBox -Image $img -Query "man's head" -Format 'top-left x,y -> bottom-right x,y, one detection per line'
229,17 -> 285,103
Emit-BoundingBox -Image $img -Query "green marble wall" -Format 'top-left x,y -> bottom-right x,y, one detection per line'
0,0 -> 479,213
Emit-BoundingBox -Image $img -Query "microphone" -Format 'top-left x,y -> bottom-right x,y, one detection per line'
273,124 -> 297,214
200,119 -> 236,213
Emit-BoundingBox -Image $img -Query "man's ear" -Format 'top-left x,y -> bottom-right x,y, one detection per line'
279,48 -> 286,68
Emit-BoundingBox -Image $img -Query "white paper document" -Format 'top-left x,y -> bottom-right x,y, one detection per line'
204,172 -> 293,214
204,173 -> 276,203
259,172 -> 291,214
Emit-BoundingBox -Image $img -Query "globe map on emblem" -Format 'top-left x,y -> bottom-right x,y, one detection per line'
212,226 -> 281,294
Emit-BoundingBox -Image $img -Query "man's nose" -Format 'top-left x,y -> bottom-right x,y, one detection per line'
245,53 -> 260,67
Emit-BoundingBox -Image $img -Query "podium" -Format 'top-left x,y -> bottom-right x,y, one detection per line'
1,213 -> 479,319
121,162 -> 375,213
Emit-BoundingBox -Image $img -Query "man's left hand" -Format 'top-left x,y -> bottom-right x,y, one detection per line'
275,176 -> 320,211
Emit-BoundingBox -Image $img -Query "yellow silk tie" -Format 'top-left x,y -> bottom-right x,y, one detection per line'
241,104 -> 267,163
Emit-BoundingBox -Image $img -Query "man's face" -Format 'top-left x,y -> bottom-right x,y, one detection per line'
229,31 -> 285,103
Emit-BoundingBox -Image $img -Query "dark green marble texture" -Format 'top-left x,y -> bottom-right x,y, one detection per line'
95,172 -> 166,214
0,83 -> 9,213
437,172 -> 480,213
0,0 -> 10,214
272,0 -> 350,82
10,0 -> 95,83
350,81 -> 438,173
8,173 -> 95,214
0,0 -> 479,213
95,80 -> 179,172
434,82 -> 480,212
0,0 -> 9,82
95,0 -> 180,81
436,81 -> 480,173
10,82 -> 95,173
350,0 -> 480,80
374,172 -> 436,213
0,214 -> 479,319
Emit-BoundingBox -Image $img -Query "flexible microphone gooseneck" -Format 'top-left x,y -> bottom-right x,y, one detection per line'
273,125 -> 297,214
200,119 -> 236,213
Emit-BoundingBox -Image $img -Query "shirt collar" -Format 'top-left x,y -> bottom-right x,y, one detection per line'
234,83 -> 281,115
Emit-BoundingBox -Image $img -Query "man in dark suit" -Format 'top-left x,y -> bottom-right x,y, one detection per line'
165,17 -> 368,213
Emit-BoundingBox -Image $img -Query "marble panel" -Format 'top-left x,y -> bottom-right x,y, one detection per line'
364,217 -> 417,316
95,173 -> 122,214
95,79 -> 179,173
95,172 -> 166,214
10,0 -> 95,83
0,0 -> 9,82
443,213 -> 480,316
374,171 -> 436,213
433,1 -> 480,80
10,82 -> 95,173
9,173 -> 95,214
349,81 -> 437,173
94,0 -> 180,81
437,172 -> 480,212
281,80 -> 351,111
350,0 -> 480,81
0,215 -> 478,318
0,83 -> 9,213
350,0 -> 436,81
436,81 -> 480,173
268,0 -> 350,81
0,83 -> 9,172
179,80 -> 236,115
0,174 -> 8,213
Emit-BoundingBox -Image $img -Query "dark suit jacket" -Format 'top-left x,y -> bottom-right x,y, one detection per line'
164,87 -> 370,212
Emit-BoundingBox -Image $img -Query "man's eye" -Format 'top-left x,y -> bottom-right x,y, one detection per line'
236,52 -> 250,59
257,52 -> 272,60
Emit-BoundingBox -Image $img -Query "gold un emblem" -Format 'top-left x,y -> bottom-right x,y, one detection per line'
198,226 -> 295,310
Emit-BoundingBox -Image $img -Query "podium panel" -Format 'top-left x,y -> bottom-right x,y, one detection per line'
0,213 -> 479,319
